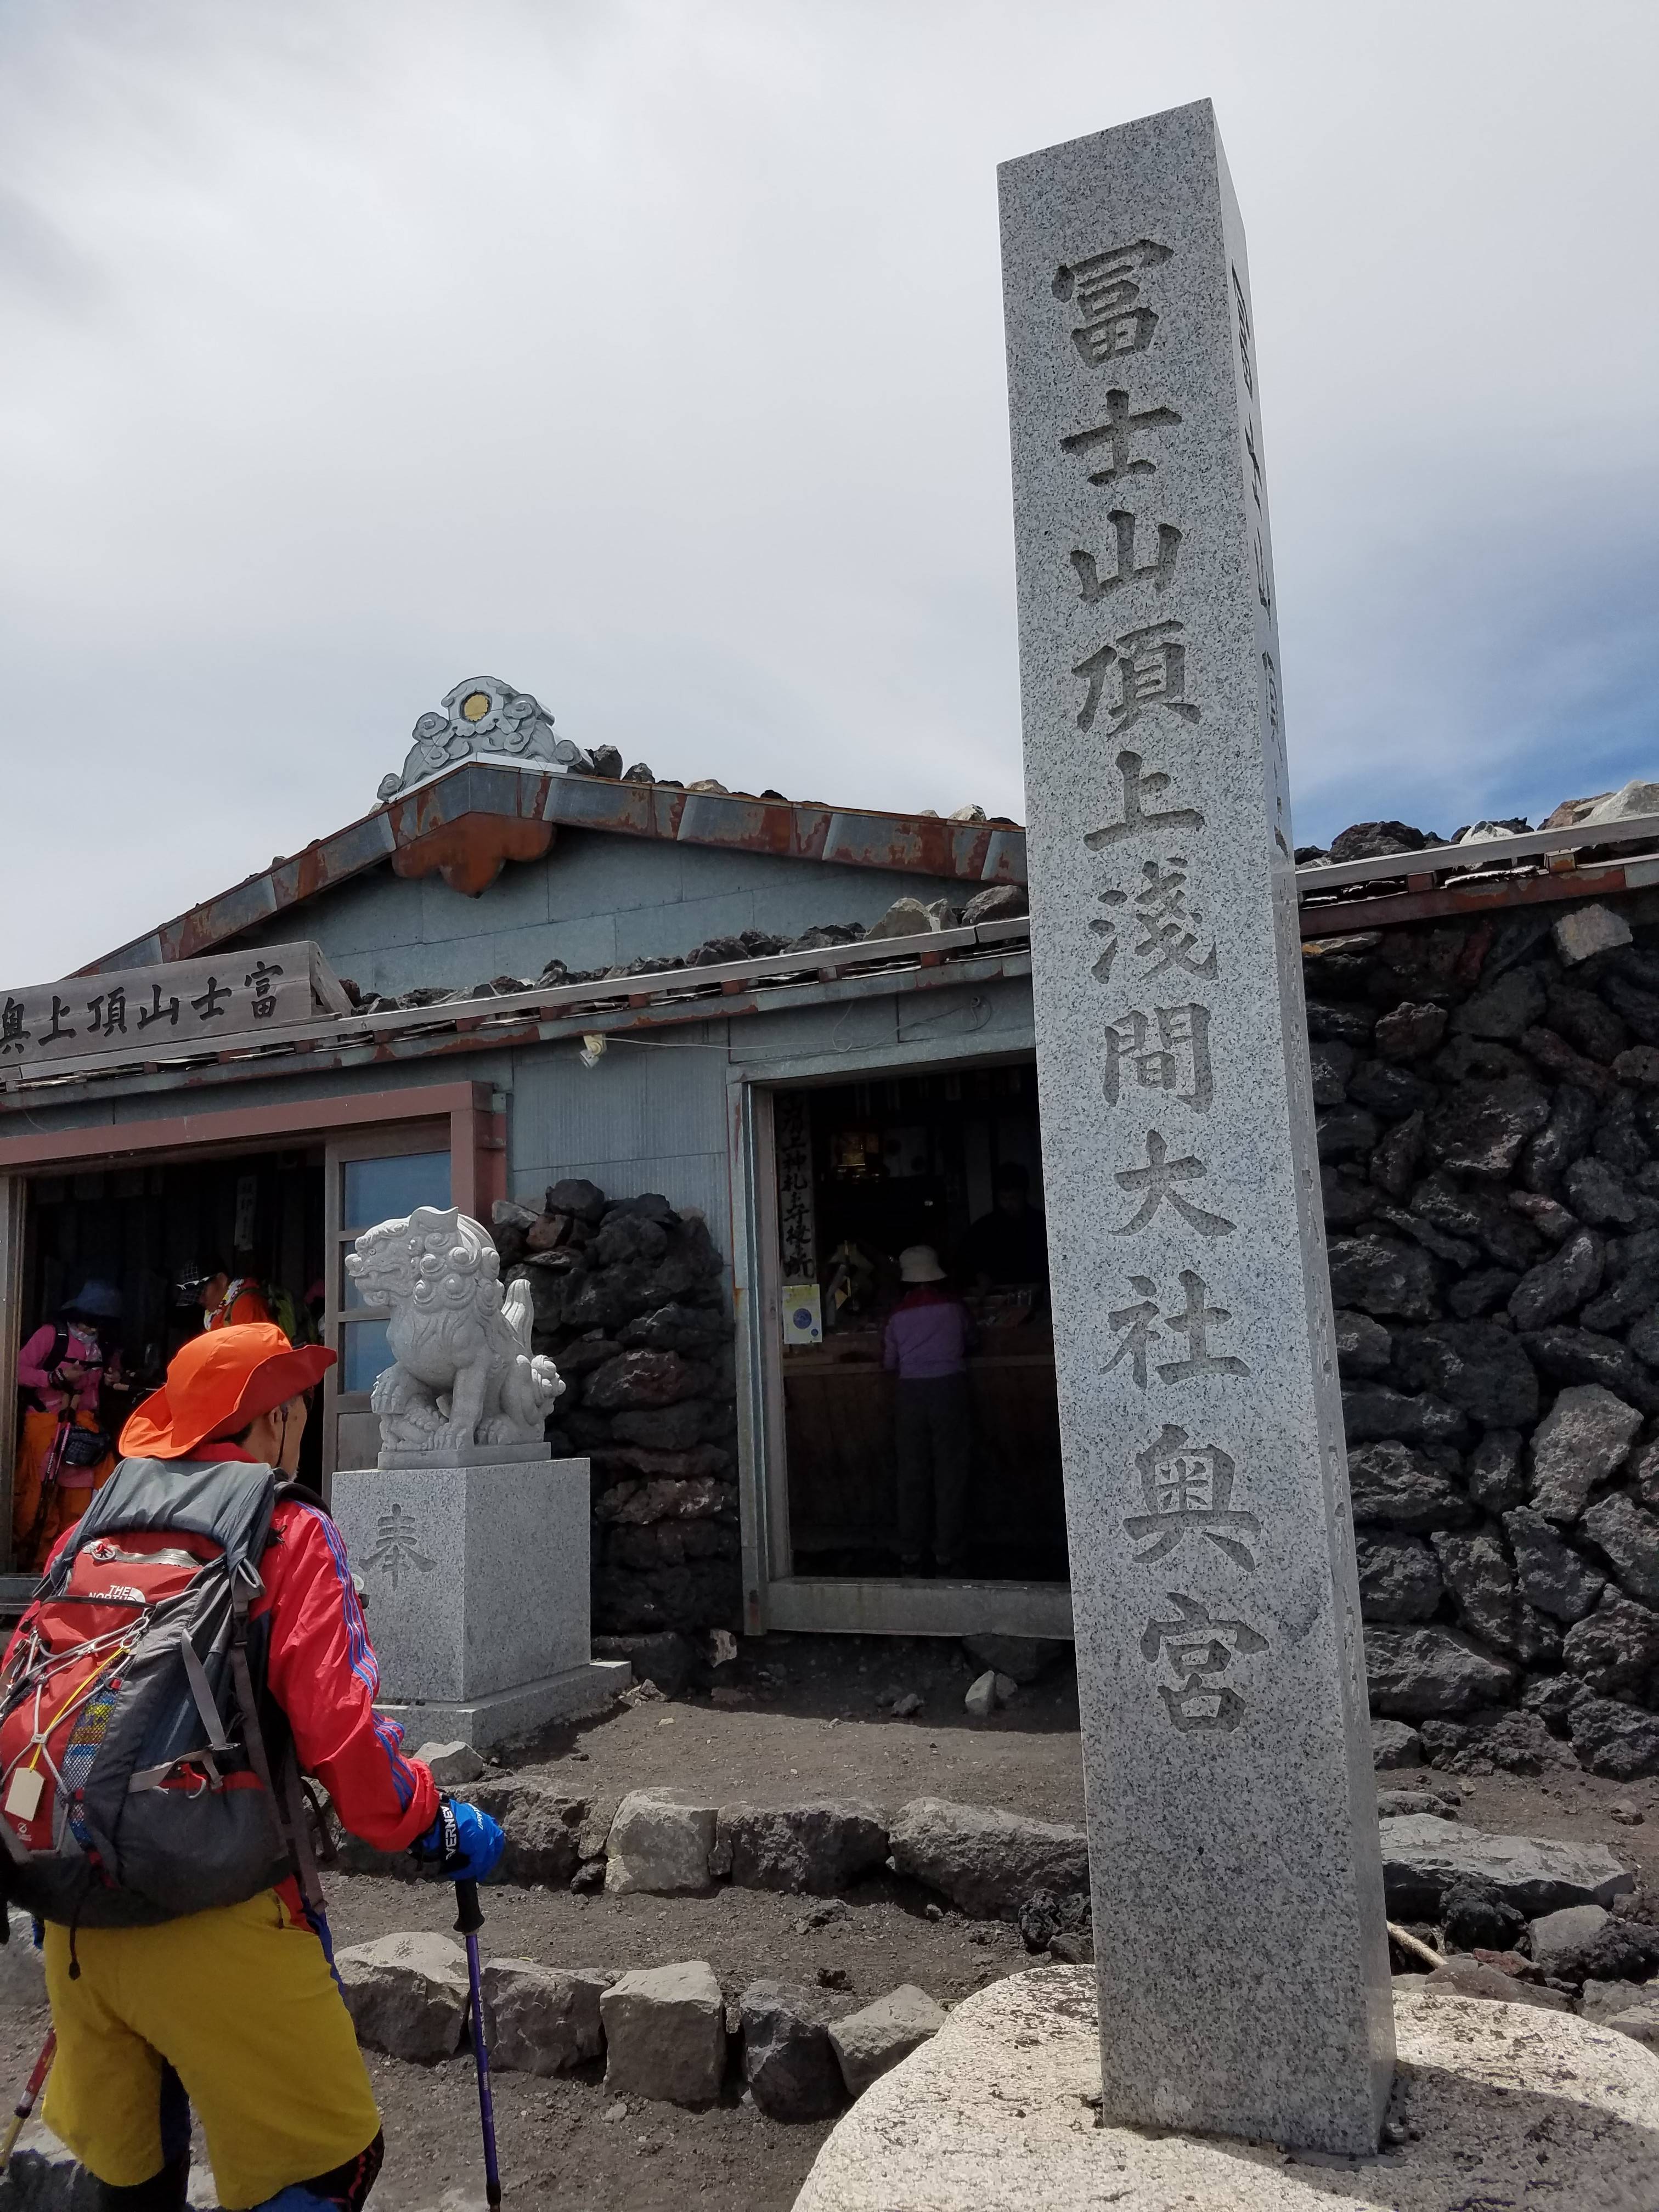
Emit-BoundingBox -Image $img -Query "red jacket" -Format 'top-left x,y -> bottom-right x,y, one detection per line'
14,1455 -> 438,1867
250,1486 -> 439,1854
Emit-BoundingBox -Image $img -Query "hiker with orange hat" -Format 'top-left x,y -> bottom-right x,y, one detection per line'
0,1324 -> 505,2212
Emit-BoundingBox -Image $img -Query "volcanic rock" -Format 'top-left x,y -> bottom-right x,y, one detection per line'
887,1799 -> 1088,1921
601,1961 -> 726,2105
336,1933 -> 469,2062
1418,1706 -> 1577,1776
1341,1386 -> 1468,1448
1451,968 -> 1547,1042
1333,1309 -> 1392,1376
1374,1002 -> 1448,1062
1562,1590 -> 1659,1698
1502,1508 -> 1606,1622
1326,1235 -> 1439,1320
605,1791 -> 718,1895
1528,1385 -> 1643,1519
1427,1076 -> 1551,1180
1372,1718 -> 1424,1769
1579,1493 -> 1659,1607
1467,1430 -> 1526,1513
1369,1111 -> 1427,1198
828,1985 -> 947,2098
1353,1531 -> 1443,1622
1378,1813 -> 1633,1918
1347,1441 -> 1473,1530
1567,1690 -> 1659,1779
1365,1627 -> 1517,1717
1392,1322 -> 1539,1427
1508,1231 -> 1606,1330
740,1980 -> 850,2121
1519,1085 -> 1598,1192
1430,1528 -> 1559,1666
710,1803 -> 888,1894
483,1961 -> 613,2075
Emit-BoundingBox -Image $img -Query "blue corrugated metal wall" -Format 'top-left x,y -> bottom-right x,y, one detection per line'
506,1023 -> 733,1238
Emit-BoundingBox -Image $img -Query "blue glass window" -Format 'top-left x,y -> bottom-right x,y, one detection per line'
341,1320 -> 393,1395
342,1150 -> 450,1233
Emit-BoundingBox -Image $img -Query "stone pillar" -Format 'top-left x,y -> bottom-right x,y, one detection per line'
331,1457 -> 630,1748
998,100 -> 1393,2152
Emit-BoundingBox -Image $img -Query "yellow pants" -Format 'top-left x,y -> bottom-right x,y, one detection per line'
43,1889 -> 380,2210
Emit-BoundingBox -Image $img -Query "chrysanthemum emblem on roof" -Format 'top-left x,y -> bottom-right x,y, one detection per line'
376,677 -> 586,803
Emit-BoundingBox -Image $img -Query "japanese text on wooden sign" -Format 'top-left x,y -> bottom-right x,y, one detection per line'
0,942 -> 351,1076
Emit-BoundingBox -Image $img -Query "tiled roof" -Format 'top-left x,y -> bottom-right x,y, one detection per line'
84,761 -> 1027,975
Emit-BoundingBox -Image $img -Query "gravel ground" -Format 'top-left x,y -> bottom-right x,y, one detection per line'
335,1634 -> 1659,2207
507,1633 -> 1087,1826
326,1875 -> 1031,2212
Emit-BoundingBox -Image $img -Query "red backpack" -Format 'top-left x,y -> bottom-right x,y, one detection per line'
0,1457 -> 317,1928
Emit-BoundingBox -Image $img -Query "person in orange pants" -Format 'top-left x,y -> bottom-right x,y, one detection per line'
11,1282 -> 121,1570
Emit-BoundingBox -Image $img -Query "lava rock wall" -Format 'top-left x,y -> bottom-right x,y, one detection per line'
493,1179 -> 741,1637
1307,899 -> 1659,1777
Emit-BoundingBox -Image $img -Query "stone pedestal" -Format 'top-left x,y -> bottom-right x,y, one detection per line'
330,1456 -> 628,1748
792,1972 -> 1659,2211
998,100 -> 1392,2152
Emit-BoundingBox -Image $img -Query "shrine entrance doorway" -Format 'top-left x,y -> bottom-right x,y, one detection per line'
740,1054 -> 1070,1637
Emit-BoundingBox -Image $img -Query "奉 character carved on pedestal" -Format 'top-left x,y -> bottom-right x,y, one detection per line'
346,1205 -> 564,1458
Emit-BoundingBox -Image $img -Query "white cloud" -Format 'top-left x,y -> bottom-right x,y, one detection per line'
2,0 -> 1655,969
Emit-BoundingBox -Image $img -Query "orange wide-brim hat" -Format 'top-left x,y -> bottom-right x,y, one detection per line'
120,1323 -> 336,1462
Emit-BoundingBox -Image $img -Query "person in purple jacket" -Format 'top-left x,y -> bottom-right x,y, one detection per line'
884,1246 -> 978,1577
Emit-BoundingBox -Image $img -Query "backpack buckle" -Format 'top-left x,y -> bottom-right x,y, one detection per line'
229,1558 -> 266,1618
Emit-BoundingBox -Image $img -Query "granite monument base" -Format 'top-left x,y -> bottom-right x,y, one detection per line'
793,1970 -> 1659,2211
331,1455 -> 623,1750
371,1659 -> 632,1750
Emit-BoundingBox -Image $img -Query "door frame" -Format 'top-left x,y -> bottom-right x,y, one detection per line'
725,1029 -> 1075,1641
0,1080 -> 504,1563
323,1121 -> 455,1487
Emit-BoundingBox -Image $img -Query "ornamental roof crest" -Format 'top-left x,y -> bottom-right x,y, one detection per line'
376,676 -> 585,803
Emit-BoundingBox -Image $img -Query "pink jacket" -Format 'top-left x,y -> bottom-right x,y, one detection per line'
883,1290 -> 975,1381
18,1323 -> 103,1414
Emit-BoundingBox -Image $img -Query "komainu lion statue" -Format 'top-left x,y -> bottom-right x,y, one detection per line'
345,1205 -> 563,1459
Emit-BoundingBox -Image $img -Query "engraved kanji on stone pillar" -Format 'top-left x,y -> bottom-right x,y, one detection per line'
999,99 -> 1392,2155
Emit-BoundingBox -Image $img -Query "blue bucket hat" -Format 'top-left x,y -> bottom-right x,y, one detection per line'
64,1279 -> 122,1320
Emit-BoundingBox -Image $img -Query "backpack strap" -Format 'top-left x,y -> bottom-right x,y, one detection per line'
262,1481 -> 344,1909
222,1555 -> 326,1912
273,1478 -> 328,1515
22,1325 -> 72,1418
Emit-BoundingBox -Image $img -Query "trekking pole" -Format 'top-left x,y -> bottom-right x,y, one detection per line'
0,2029 -> 55,2174
454,1881 -> 500,2210
25,1419 -> 71,1570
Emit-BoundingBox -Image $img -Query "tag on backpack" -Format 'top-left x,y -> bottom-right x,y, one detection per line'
4,1768 -> 43,1823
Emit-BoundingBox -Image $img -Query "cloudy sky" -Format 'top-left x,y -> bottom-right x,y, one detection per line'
3,0 -> 1656,974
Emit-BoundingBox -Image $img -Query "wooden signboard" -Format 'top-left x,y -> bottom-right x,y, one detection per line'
0,942 -> 352,1076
